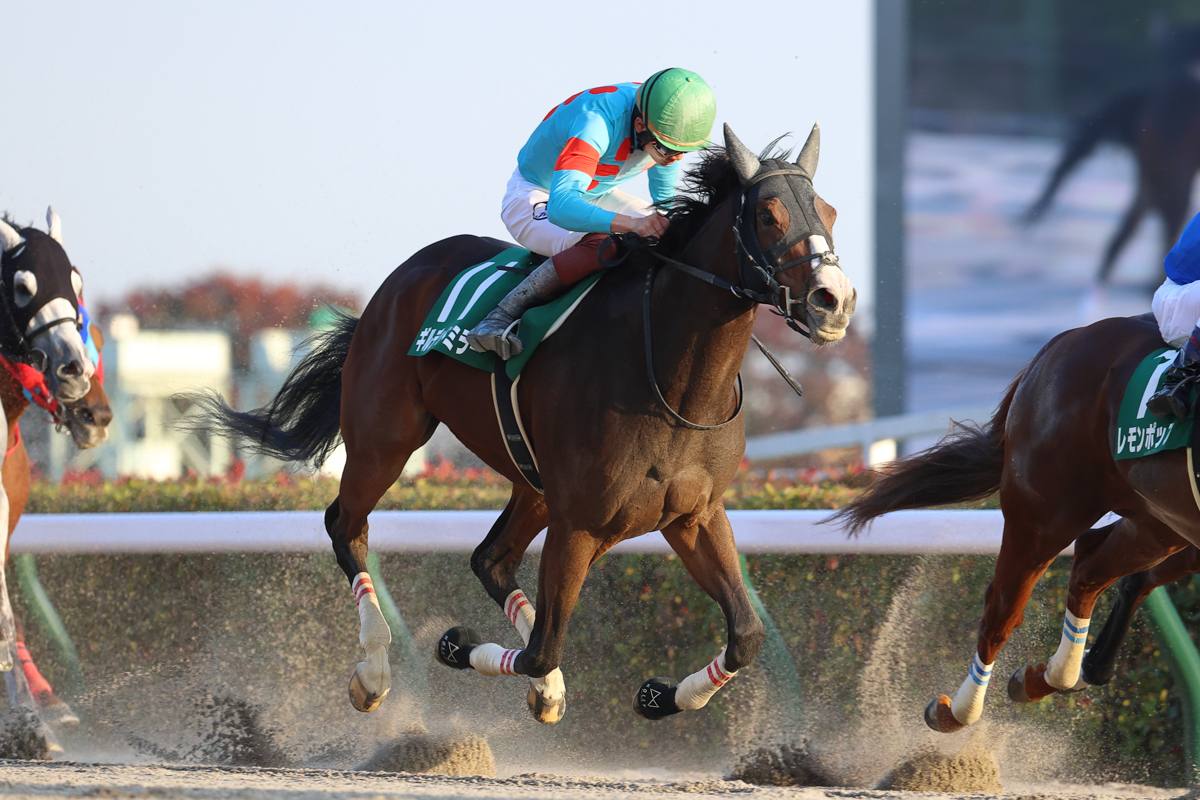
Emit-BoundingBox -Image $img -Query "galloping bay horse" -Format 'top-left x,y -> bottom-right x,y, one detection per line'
833,312 -> 1200,734
192,124 -> 856,723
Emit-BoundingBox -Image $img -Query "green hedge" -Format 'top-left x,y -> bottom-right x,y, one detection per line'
13,468 -> 1183,784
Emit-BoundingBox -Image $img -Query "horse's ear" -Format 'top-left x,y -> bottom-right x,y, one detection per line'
0,219 -> 23,253
47,206 -> 63,245
796,122 -> 820,178
724,124 -> 760,185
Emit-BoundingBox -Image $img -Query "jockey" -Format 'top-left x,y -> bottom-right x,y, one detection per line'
1148,211 -> 1200,418
466,68 -> 717,360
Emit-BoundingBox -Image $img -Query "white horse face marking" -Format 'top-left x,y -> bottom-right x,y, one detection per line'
12,271 -> 36,309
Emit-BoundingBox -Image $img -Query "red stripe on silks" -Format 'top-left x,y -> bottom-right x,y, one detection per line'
542,106 -> 557,121
615,138 -> 631,161
587,180 -> 599,191
594,164 -> 619,177
589,85 -> 618,94
554,137 -> 601,175
563,91 -> 584,106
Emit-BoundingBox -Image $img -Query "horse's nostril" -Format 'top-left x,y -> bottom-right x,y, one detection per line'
60,362 -> 81,377
809,288 -> 836,310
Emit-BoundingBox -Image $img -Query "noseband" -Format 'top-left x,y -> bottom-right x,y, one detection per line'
602,173 -> 842,429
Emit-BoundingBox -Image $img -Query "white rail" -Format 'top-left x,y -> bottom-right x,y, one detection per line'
8,509 -> 1067,556
744,405 -> 994,464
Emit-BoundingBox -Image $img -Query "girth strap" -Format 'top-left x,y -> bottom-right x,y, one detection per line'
491,356 -> 544,494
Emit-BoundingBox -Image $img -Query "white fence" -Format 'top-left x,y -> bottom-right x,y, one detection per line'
9,510 -> 1071,556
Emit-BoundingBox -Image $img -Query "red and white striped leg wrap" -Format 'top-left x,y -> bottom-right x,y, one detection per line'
16,642 -> 51,699
504,589 -> 536,644
352,573 -> 391,648
468,643 -> 523,676
674,648 -> 737,711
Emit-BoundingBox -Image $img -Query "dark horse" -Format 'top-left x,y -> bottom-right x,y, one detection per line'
1025,74 -> 1200,291
833,312 -> 1200,733
192,124 -> 856,723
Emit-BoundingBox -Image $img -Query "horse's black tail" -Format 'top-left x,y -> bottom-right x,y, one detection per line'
178,309 -> 359,467
829,371 -> 1022,536
1023,87 -> 1146,225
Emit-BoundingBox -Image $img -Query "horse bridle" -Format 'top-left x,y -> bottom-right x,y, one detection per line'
0,254 -> 83,372
606,170 -> 843,430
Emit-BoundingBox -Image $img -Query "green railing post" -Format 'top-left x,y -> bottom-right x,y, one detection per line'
366,552 -> 429,701
1144,585 -> 1200,785
739,554 -> 804,731
13,554 -> 84,698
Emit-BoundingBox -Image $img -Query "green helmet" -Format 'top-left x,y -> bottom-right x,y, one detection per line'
635,68 -> 716,152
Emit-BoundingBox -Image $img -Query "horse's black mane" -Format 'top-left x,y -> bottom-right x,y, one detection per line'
658,136 -> 795,255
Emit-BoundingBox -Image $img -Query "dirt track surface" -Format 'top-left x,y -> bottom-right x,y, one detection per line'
0,762 -> 1190,800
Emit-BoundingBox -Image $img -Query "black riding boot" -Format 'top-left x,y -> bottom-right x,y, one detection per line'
1147,326 -> 1200,419
465,259 -> 565,360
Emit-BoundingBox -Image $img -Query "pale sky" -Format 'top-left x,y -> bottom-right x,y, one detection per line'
2,1 -> 873,317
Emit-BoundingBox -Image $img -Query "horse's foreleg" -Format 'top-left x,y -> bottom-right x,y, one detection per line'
634,508 -> 764,721
466,487 -> 563,722
1080,549 -> 1198,686
1009,518 -> 1186,703
439,527 -> 597,724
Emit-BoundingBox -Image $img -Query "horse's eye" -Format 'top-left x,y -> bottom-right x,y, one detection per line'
758,211 -> 774,226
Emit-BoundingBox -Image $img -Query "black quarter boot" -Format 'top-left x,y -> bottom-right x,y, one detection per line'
1147,325 -> 1200,419
465,259 -> 565,360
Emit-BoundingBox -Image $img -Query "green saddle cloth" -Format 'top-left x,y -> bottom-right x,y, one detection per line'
407,248 -> 602,380
1115,347 -> 1193,459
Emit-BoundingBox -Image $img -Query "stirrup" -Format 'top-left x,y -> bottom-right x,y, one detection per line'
466,313 -> 524,360
1147,381 -> 1197,420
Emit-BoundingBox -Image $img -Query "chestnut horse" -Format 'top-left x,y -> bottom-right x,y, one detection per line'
0,209 -> 96,748
192,124 -> 856,723
3,321 -> 112,730
833,312 -> 1200,733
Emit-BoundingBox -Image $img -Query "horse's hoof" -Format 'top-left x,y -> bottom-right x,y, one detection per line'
1008,666 -> 1034,703
634,677 -> 680,720
436,626 -> 483,670
348,671 -> 388,713
39,696 -> 80,728
527,681 -> 566,724
1008,662 -> 1052,703
924,695 -> 966,733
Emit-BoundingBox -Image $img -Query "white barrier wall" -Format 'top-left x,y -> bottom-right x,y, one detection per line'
8,510 -> 1069,556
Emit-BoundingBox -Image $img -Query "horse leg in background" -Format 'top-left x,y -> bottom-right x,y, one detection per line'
1008,517 -> 1187,703
633,507 -> 765,720
1094,188 -> 1147,293
460,486 -> 565,723
437,526 -> 600,724
1080,545 -> 1200,687
327,380 -> 439,713
925,512 -> 1078,733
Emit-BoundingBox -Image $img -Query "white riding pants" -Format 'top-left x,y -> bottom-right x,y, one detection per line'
1153,277 -> 1200,347
500,168 -> 655,257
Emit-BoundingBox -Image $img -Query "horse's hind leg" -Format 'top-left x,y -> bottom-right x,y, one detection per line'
632,507 -> 765,720
461,486 -> 565,723
437,524 -> 599,724
328,370 -> 438,713
1008,516 -> 1188,703
926,514 -> 1074,733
